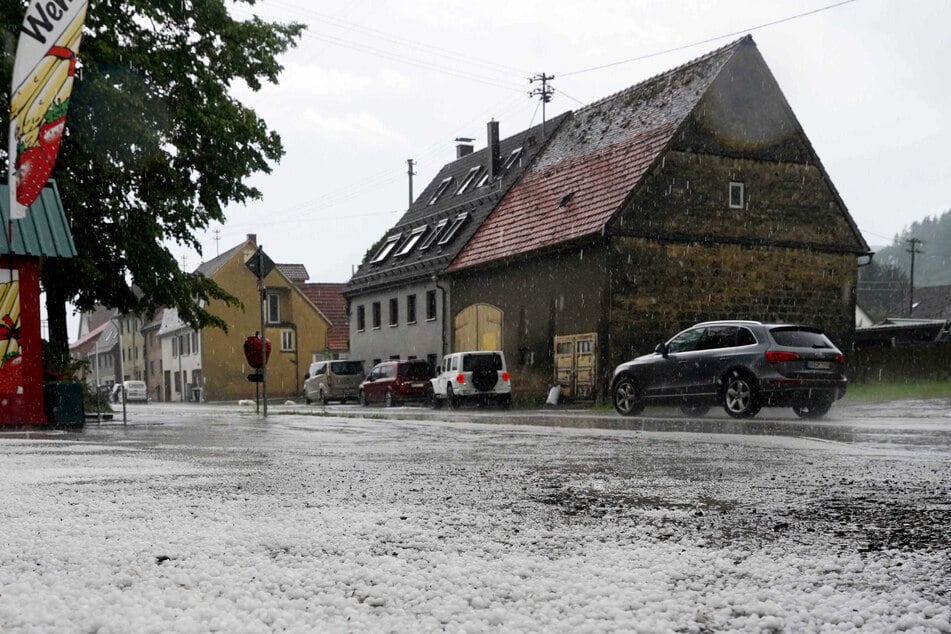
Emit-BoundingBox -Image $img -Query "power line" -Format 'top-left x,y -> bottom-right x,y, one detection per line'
558,0 -> 859,78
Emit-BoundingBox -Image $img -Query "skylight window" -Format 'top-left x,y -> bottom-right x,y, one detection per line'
419,219 -> 447,250
370,233 -> 401,263
503,147 -> 523,171
428,177 -> 453,205
455,166 -> 482,195
475,170 -> 492,188
438,212 -> 468,246
394,225 -> 426,257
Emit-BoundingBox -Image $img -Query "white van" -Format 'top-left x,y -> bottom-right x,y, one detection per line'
303,360 -> 365,404
112,380 -> 148,403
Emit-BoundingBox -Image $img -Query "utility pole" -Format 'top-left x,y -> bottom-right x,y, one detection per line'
407,159 -> 417,208
906,237 -> 923,317
529,73 -> 555,134
213,228 -> 221,258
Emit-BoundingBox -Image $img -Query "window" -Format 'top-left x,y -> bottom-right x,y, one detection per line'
426,290 -> 437,321
281,330 -> 295,351
455,166 -> 481,195
406,294 -> 417,324
428,177 -> 453,205
729,182 -> 744,209
503,147 -> 523,171
372,302 -> 381,329
174,371 -> 181,393
371,234 -> 401,264
394,226 -> 426,257
267,292 -> 280,323
667,327 -> 705,354
389,298 -> 399,327
419,219 -> 448,250
356,305 -> 366,332
180,334 -> 190,356
172,337 -> 178,357
191,332 -> 199,353
475,170 -> 492,188
438,212 -> 468,246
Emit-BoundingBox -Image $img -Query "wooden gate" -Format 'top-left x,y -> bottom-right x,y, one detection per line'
454,303 -> 503,351
553,333 -> 597,400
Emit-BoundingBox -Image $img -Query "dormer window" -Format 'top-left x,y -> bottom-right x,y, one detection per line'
428,177 -> 453,205
455,166 -> 481,195
475,170 -> 492,188
438,212 -> 468,246
394,225 -> 426,257
729,182 -> 744,209
503,147 -> 523,171
419,219 -> 448,250
370,233 -> 401,263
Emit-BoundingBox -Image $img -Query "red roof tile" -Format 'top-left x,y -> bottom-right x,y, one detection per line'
299,283 -> 349,352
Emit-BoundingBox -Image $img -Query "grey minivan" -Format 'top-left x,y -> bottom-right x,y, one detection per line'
303,360 -> 365,404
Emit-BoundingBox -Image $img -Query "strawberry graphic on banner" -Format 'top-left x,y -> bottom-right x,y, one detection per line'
7,1 -> 88,221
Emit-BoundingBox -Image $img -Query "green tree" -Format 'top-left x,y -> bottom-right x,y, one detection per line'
0,0 -> 304,350
874,210 -> 951,288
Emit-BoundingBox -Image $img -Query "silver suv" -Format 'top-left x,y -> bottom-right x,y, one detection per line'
431,351 -> 512,409
611,321 -> 847,419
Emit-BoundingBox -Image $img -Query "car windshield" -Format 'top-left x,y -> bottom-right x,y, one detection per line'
331,361 -> 363,375
462,353 -> 502,372
398,363 -> 431,380
769,327 -> 833,348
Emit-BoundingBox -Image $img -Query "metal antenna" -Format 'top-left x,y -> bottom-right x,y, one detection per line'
407,159 -> 417,208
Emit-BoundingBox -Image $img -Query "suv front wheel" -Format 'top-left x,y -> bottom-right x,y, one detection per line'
722,371 -> 760,418
613,376 -> 644,416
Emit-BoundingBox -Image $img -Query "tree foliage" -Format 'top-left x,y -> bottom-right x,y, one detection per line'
873,210 -> 951,288
0,0 -> 304,342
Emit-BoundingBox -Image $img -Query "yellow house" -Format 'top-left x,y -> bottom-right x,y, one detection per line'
199,234 -> 331,401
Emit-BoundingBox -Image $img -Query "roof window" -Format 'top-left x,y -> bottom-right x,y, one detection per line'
370,233 -> 401,263
455,166 -> 482,195
419,218 -> 448,250
503,147 -> 523,171
428,177 -> 453,205
438,212 -> 469,246
394,225 -> 427,257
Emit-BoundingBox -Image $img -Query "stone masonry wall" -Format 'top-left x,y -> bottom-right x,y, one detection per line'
608,237 -> 857,369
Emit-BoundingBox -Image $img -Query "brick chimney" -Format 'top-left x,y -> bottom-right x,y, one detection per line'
487,120 -> 500,179
247,233 -> 257,246
456,141 -> 474,158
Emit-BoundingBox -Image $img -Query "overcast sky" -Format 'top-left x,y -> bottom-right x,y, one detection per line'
177,0 -> 948,281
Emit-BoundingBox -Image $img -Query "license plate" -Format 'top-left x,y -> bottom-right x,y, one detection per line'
411,382 -> 426,388
806,360 -> 831,370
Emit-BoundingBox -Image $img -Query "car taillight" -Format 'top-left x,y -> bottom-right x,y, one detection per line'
456,374 -> 466,383
835,354 -> 845,364
501,372 -> 510,382
765,350 -> 800,364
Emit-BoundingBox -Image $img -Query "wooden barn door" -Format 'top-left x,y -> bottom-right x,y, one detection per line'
553,333 -> 597,400
454,304 -> 503,351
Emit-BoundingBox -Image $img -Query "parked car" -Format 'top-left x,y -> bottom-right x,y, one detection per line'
111,380 -> 148,403
359,359 -> 433,407
431,351 -> 511,409
611,321 -> 847,419
303,360 -> 365,404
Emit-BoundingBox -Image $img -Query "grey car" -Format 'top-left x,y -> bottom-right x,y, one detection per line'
611,321 -> 847,419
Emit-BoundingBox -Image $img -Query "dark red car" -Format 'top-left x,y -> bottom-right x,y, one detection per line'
359,360 -> 433,407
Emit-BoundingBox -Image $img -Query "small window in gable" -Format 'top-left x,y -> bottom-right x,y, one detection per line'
455,166 -> 481,195
438,212 -> 468,246
428,177 -> 453,205
503,147 -> 523,171
419,218 -> 448,250
729,182 -> 744,209
394,226 -> 426,257
370,233 -> 401,263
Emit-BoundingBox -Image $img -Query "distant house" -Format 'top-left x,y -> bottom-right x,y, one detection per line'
911,284 -> 951,320
445,35 -> 870,400
343,116 -> 567,371
194,234 -> 333,401
158,307 -> 202,402
298,282 -> 350,360
69,319 -> 119,392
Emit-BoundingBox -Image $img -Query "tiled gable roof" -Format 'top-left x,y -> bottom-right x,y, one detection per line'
277,263 -> 309,284
299,283 -> 349,351
450,37 -> 749,272
344,114 -> 568,295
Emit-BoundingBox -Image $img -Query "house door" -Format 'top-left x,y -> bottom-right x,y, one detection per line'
553,333 -> 597,400
454,303 -> 503,351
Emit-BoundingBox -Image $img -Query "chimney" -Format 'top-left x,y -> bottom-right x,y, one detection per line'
455,138 -> 474,158
487,120 -> 500,179
247,233 -> 257,246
